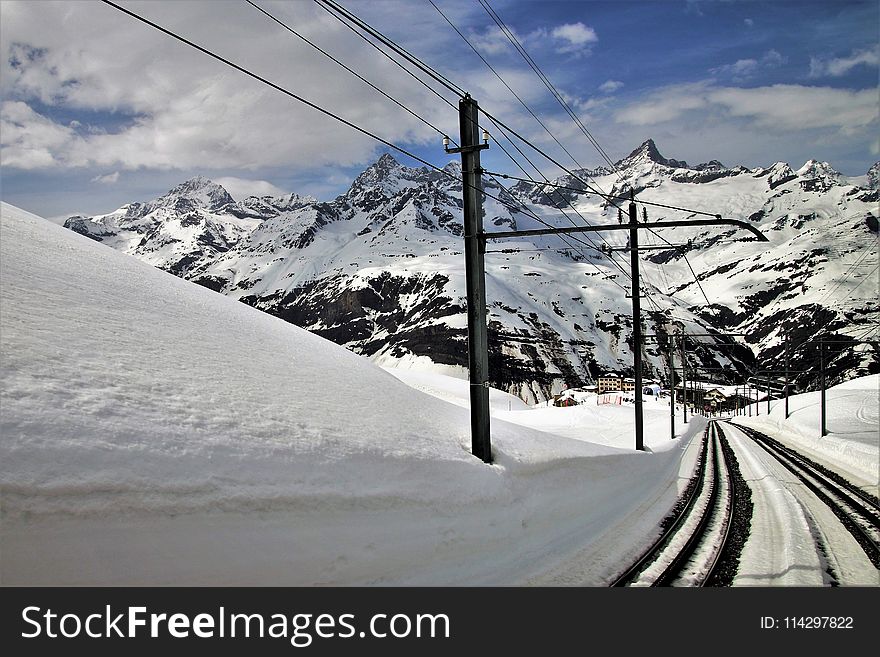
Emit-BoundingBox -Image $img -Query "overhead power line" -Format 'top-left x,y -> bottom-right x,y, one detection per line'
483,171 -> 725,219
477,0 -> 621,177
315,0 -> 466,98
246,0 -> 448,138
98,0 -> 541,225
428,0 -> 589,175
313,0 -> 458,110
99,0 -> 441,173
422,3 -> 642,289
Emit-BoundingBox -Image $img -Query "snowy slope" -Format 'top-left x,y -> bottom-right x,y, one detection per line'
0,201 -> 700,585
734,374 -> 879,490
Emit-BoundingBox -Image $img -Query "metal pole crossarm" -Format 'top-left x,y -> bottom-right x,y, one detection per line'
482,218 -> 769,242
445,144 -> 489,155
602,245 -> 687,253
643,332 -> 748,337
816,340 -> 879,345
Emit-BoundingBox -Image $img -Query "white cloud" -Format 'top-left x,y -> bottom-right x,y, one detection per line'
599,80 -> 624,94
213,177 -> 287,200
90,171 -> 119,184
470,26 -> 513,56
614,82 -> 713,125
0,0 -> 448,173
709,50 -> 786,81
0,100 -> 75,169
809,45 -> 880,78
549,22 -> 597,55
709,85 -> 878,133
744,18 -> 754,28
615,82 -> 879,136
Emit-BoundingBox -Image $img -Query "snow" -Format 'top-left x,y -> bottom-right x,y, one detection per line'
723,425 -> 829,585
722,422 -> 874,585
384,367 -> 531,412
3,199 -> 875,586
733,374 -> 879,493
0,202 -> 702,585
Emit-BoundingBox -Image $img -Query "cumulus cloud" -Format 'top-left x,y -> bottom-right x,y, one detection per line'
616,82 -> 878,133
0,0 -> 448,173
709,50 -> 786,81
744,18 -> 754,28
90,171 -> 119,184
470,26 -> 513,56
599,80 -> 624,94
549,22 -> 598,55
0,101 -> 75,169
614,82 -> 712,125
809,45 -> 880,78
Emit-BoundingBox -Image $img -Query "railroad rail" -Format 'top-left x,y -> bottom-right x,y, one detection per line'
612,422 -> 740,586
726,422 -> 880,569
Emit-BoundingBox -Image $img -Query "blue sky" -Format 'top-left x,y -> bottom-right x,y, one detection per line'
1,0 -> 878,218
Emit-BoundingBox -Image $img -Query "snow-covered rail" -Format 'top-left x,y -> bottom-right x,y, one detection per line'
726,422 -> 880,569
612,422 -> 745,586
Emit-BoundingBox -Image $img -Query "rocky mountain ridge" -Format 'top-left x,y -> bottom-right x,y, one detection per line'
64,140 -> 879,400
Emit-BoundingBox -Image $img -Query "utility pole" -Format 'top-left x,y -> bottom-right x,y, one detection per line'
784,330 -> 790,419
681,335 -> 687,424
820,340 -> 826,437
753,372 -> 761,416
476,188 -> 767,454
668,338 -> 675,440
447,95 -> 491,462
629,192 -> 645,451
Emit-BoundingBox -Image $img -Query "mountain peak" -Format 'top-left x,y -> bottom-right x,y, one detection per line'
376,152 -> 399,168
636,138 -> 664,161
615,139 -> 689,170
796,159 -> 840,180
161,176 -> 235,211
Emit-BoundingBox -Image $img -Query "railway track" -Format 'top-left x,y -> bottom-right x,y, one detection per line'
725,421 -> 880,569
612,422 -> 744,586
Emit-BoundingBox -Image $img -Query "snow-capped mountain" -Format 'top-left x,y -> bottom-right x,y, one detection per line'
514,140 -> 878,390
64,140 -> 878,400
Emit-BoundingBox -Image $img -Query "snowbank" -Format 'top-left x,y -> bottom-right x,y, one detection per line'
734,375 -> 878,488
1,203 -> 696,585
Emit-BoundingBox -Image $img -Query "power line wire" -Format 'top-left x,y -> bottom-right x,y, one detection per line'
98,0 -> 536,225
99,0 -> 443,173
312,0 -> 458,111
316,0 -> 466,98
482,172 -> 723,219
428,0 -> 589,175
313,0 -> 724,328
246,0 -> 448,138
477,0 -> 621,177
420,4 -> 639,288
